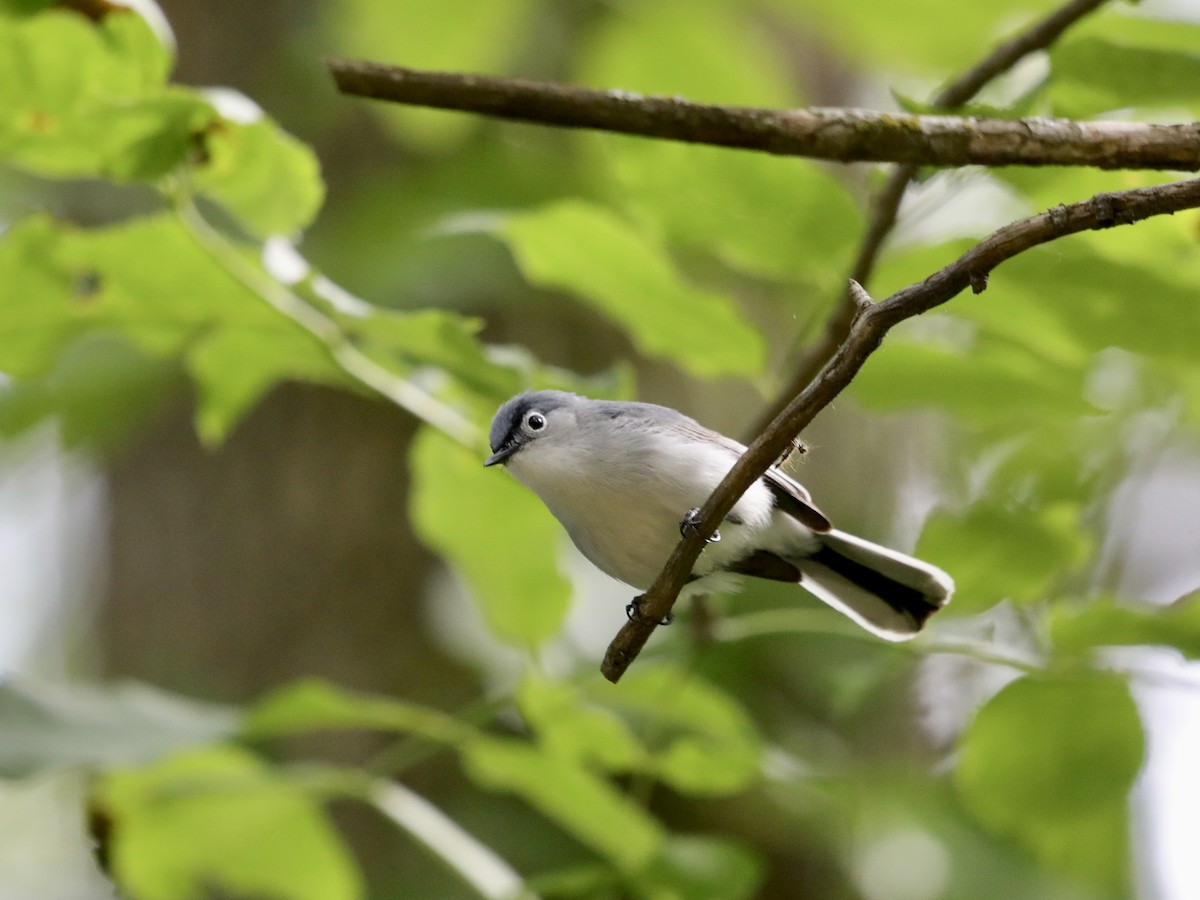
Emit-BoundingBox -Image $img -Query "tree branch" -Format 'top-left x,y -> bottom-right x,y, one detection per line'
751,0 -> 1113,433
600,177 -> 1200,682
328,59 -> 1199,171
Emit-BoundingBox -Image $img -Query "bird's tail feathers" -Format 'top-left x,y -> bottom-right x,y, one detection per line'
792,529 -> 953,641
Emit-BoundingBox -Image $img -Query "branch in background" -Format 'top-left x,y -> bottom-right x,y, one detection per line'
600,178 -> 1200,682
328,60 -> 1199,172
752,0 -> 1113,433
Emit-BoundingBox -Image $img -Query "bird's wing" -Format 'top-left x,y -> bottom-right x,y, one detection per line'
763,466 -> 832,532
663,418 -> 832,533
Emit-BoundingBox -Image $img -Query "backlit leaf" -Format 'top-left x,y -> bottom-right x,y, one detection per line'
957,675 -> 1143,891
601,138 -> 861,283
243,678 -> 471,745
499,200 -> 765,379
1051,591 -> 1200,660
587,665 -> 761,796
1050,37 -> 1200,118
0,11 -> 210,181
330,0 -> 538,149
578,0 -> 795,107
917,502 -> 1089,613
99,746 -> 362,900
634,834 -> 764,900
409,426 -> 572,645
517,675 -> 644,771
192,118 -> 325,237
462,736 -> 663,872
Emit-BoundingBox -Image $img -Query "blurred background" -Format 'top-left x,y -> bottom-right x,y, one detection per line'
2,0 -> 1200,898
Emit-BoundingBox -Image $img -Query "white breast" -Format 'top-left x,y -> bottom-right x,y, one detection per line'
507,422 -> 779,589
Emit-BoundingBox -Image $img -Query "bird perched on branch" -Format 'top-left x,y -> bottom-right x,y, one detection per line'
485,391 -> 952,638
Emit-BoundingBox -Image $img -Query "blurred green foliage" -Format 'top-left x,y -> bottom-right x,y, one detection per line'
2,0 -> 1199,898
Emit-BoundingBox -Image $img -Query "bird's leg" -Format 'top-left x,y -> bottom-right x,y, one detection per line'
626,595 -> 674,626
680,508 -> 721,543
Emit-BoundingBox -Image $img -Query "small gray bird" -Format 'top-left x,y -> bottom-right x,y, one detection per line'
485,391 -> 952,639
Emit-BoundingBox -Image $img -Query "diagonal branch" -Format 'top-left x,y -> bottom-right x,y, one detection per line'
752,0 -> 1113,433
328,59 -> 1200,172
600,177 -> 1200,682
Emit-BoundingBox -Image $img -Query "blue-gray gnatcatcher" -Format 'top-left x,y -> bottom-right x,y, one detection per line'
485,390 -> 953,638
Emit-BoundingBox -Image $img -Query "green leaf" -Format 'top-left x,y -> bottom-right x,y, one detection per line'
521,669 -> 761,797
99,746 -> 363,900
192,117 -> 325,237
1050,37 -> 1200,118
517,675 -> 644,770
0,215 -> 79,377
0,332 -> 180,449
0,680 -> 238,779
185,327 -> 343,446
243,679 -> 471,745
0,213 -> 272,366
461,736 -> 664,872
0,9 -> 169,107
1067,6 -> 1200,56
341,307 -> 519,404
634,834 -> 765,900
851,335 -> 1091,423
871,239 -> 1200,427
499,200 -> 766,379
329,0 -> 538,149
917,502 -> 1089,613
409,427 -> 572,645
999,248 -> 1200,365
600,138 -> 861,283
578,0 -> 796,108
587,665 -> 761,796
956,675 -> 1144,891
0,11 -> 212,181
768,0 -> 1045,75
0,1 -> 58,14
0,213 -> 345,444
1051,591 -> 1200,660
875,237 -> 1200,371
7,91 -> 214,182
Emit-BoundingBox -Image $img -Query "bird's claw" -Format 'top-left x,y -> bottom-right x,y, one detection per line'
680,508 -> 720,543
626,595 -> 674,626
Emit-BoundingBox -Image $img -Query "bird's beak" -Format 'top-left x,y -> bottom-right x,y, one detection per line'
483,444 -> 518,467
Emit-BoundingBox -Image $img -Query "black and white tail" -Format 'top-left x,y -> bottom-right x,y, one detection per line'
793,530 -> 953,640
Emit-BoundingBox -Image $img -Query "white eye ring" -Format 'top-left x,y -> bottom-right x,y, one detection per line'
525,412 -> 546,431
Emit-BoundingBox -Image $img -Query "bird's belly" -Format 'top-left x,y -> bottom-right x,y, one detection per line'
509,443 -> 776,590
553,495 -> 766,590
556,496 -> 681,589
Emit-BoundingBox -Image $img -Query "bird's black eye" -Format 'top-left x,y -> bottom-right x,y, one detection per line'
525,412 -> 546,431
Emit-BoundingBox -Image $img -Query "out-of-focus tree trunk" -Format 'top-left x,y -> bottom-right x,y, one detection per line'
98,383 -> 475,706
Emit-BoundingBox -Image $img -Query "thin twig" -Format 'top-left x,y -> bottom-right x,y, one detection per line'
752,0 -> 1113,432
600,178 -> 1200,682
328,59 -> 1199,172
370,781 -> 534,899
175,200 -> 482,447
716,612 -> 1200,690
